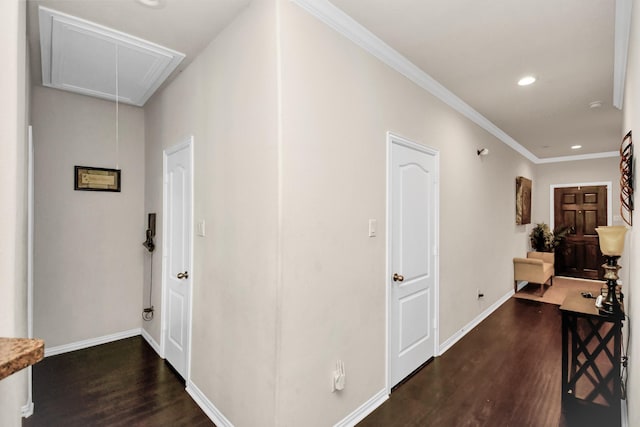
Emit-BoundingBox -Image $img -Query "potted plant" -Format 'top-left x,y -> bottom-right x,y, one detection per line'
529,223 -> 570,252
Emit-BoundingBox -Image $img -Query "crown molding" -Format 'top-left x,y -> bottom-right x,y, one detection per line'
291,0 -> 620,165
535,151 -> 619,164
613,0 -> 632,109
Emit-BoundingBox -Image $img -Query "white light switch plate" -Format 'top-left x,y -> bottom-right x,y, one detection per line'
368,219 -> 377,237
196,219 -> 206,237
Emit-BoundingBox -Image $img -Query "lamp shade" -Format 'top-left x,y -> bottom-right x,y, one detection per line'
595,226 -> 628,256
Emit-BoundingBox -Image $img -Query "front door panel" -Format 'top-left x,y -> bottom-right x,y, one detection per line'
554,185 -> 607,279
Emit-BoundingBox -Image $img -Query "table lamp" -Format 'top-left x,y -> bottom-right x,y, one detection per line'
595,226 -> 628,315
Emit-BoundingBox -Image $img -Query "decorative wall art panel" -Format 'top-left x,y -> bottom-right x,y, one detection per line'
516,176 -> 532,225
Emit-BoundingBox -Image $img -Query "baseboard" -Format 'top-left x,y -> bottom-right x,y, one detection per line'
141,327 -> 162,357
333,388 -> 388,427
21,401 -> 34,418
439,289 -> 514,355
186,380 -> 234,427
44,328 -> 142,357
516,280 -> 528,291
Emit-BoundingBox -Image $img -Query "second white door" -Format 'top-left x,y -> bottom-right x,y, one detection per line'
389,135 -> 438,388
164,140 -> 192,379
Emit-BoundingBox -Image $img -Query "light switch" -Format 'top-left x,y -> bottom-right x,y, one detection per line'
368,219 -> 377,237
196,219 -> 206,237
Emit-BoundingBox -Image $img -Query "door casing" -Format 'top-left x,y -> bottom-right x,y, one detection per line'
386,132 -> 440,393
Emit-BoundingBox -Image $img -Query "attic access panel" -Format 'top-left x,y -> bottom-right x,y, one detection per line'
39,6 -> 185,107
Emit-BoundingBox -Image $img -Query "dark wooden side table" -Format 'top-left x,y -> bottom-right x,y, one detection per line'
560,292 -> 623,426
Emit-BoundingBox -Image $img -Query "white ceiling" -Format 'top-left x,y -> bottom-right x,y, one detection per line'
39,6 -> 185,106
27,0 -> 251,101
27,0 -> 625,160
329,0 -> 623,160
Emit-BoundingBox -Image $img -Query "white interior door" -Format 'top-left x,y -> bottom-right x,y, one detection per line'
389,135 -> 438,389
163,140 -> 193,379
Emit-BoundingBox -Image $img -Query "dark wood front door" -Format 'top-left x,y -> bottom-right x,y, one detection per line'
554,186 -> 607,279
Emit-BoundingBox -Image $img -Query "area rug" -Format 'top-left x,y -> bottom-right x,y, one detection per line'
513,276 -> 605,306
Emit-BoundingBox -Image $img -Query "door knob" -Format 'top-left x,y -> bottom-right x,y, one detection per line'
393,273 -> 404,282
177,271 -> 189,279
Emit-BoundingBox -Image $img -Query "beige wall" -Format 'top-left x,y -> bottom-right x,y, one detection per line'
143,0 -> 279,425
0,0 -> 29,425
623,0 -> 640,424
31,86 -> 145,347
277,1 -> 533,424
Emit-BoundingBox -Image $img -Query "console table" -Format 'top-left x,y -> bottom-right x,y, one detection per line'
560,292 -> 623,425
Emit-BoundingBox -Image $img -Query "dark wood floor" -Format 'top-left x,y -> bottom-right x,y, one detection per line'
358,298 -> 617,427
22,298 -> 617,427
23,336 -> 214,427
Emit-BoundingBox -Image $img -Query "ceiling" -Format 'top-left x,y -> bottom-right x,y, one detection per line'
27,0 -> 625,160
38,6 -> 186,106
27,0 -> 251,102
329,0 -> 624,160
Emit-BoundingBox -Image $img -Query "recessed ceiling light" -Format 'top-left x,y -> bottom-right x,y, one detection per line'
571,145 -> 582,150
589,101 -> 603,109
518,76 -> 536,86
136,0 -> 165,8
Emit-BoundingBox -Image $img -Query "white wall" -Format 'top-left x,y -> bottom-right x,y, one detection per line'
276,1 -> 533,424
31,86 -> 145,348
143,0 -> 279,425
623,0 -> 640,424
0,0 -> 29,425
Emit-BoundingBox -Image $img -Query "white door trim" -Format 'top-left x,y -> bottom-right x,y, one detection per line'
386,132 -> 440,394
549,182 -> 613,229
161,135 -> 195,382
23,125 -> 34,417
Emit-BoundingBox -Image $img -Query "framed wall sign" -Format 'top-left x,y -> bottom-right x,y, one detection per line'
74,166 -> 121,192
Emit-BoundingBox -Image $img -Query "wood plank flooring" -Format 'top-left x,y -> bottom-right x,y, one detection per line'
22,298 -> 618,426
23,336 -> 213,427
357,297 -> 617,427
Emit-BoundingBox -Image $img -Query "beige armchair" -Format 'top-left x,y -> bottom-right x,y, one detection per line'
513,252 -> 555,296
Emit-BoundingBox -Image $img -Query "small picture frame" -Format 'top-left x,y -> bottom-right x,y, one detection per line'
74,166 -> 121,192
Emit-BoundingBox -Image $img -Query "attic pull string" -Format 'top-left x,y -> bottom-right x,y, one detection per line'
115,42 -> 120,170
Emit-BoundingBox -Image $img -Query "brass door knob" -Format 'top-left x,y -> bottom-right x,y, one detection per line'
177,271 -> 189,279
393,273 -> 404,282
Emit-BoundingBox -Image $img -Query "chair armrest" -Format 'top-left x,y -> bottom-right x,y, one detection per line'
513,257 -> 543,266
